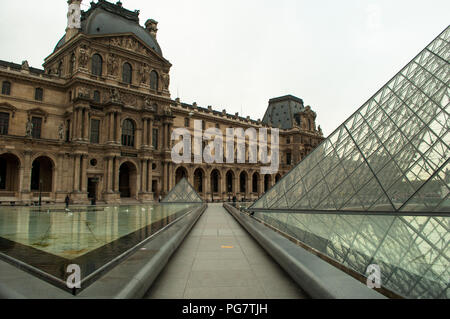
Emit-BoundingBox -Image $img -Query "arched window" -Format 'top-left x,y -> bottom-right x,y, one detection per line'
1,81 -> 11,95
92,54 -> 103,76
93,90 -> 101,103
122,62 -> 132,84
150,70 -> 158,90
121,119 -> 135,147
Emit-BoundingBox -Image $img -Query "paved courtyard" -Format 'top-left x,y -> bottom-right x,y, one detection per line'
145,204 -> 307,299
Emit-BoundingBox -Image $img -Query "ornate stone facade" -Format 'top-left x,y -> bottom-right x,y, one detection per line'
0,0 -> 324,205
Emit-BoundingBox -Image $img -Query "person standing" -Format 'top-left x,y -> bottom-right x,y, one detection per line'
65,195 -> 70,209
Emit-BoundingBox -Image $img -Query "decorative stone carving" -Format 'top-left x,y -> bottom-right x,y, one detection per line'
144,96 -> 155,111
318,125 -> 323,136
58,123 -> 65,140
122,93 -> 137,106
78,87 -> 90,98
26,119 -> 33,137
162,104 -> 173,116
139,63 -> 150,84
78,46 -> 89,68
110,88 -> 121,103
21,60 -> 30,71
107,54 -> 119,76
162,73 -> 170,89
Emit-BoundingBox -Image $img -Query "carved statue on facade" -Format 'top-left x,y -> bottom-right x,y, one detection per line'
318,125 -> 323,136
144,96 -> 155,111
107,54 -> 118,76
162,104 -> 173,116
110,88 -> 121,103
26,119 -> 33,137
78,87 -> 90,98
21,60 -> 30,71
58,123 -> 65,140
78,46 -> 89,68
162,73 -> 170,89
140,63 -> 150,84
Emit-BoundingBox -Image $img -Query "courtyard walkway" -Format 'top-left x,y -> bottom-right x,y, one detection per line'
144,204 -> 307,299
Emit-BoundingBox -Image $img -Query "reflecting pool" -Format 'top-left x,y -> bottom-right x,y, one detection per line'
0,203 -> 201,292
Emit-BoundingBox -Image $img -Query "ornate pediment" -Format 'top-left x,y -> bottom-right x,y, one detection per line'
0,102 -> 17,117
27,107 -> 49,122
95,34 -> 170,65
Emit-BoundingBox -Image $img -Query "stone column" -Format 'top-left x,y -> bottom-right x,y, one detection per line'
141,159 -> 147,193
115,113 -> 121,144
57,153 -> 64,192
162,162 -> 167,194
143,119 -> 148,146
246,173 -> 252,199
148,119 -> 153,148
147,160 -> 152,193
83,109 -> 89,141
73,155 -> 80,192
113,157 -> 120,193
21,151 -> 32,193
108,113 -> 114,142
106,157 -> 113,193
81,155 -> 87,193
77,109 -> 83,140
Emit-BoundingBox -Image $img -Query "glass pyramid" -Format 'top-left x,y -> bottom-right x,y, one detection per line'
249,26 -> 449,299
162,178 -> 204,203
251,26 -> 449,214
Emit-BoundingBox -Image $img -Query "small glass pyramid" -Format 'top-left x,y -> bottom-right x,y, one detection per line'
162,178 -> 204,203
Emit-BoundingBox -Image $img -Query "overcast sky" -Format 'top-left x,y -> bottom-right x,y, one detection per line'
0,0 -> 448,135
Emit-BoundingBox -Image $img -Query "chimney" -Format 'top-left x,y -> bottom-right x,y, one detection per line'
66,0 -> 82,43
145,19 -> 158,39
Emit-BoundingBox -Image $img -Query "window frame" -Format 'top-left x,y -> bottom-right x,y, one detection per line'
1,81 -> 11,96
34,88 -> 43,101
121,119 -> 135,147
150,70 -> 158,90
0,112 -> 10,135
91,54 -> 103,77
152,128 -> 159,150
122,62 -> 132,84
90,118 -> 101,144
31,116 -> 43,139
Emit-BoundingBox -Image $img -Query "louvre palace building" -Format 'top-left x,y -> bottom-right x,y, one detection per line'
0,0 -> 324,205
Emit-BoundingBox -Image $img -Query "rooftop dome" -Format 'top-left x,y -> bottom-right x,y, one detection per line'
54,0 -> 163,56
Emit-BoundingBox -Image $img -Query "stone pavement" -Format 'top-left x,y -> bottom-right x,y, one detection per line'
144,204 -> 307,299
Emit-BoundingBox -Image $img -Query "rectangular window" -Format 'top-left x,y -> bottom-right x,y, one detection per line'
0,112 -> 9,135
31,117 -> 42,139
152,128 -> 159,150
286,152 -> 292,165
184,118 -> 190,128
202,120 -> 206,130
35,88 -> 43,101
90,119 -> 100,144
2,82 -> 11,95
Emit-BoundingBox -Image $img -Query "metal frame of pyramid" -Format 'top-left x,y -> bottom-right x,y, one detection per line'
162,178 -> 204,203
248,26 -> 449,299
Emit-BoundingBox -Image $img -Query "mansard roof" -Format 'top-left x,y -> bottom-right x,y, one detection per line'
54,0 -> 162,57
